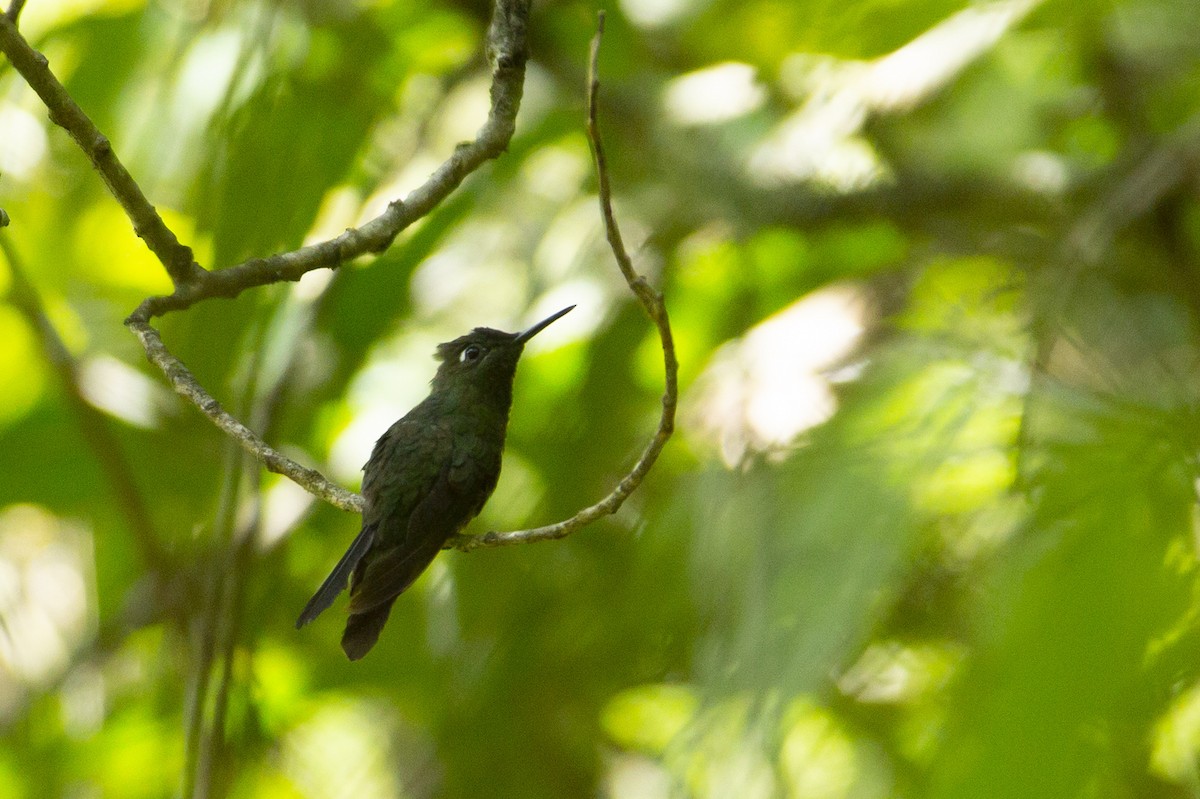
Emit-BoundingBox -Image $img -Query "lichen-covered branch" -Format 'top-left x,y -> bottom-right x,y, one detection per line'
125,0 -> 531,324
107,0 -> 531,510
124,316 -> 364,513
1,0 -> 531,511
447,11 -> 678,552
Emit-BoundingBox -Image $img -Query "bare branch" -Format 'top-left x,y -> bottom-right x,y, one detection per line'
4,0 -> 670,541
1,0 -> 532,514
1015,116 -> 1200,483
83,0 -> 528,511
2,0 -> 525,307
447,10 -> 679,551
0,14 -> 202,287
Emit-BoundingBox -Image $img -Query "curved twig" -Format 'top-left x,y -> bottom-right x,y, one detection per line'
447,11 -> 678,551
115,0 -> 528,505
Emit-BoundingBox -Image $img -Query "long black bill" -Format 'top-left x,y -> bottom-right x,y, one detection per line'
515,305 -> 575,344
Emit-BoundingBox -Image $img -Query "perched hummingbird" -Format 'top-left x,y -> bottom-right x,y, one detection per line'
296,306 -> 574,659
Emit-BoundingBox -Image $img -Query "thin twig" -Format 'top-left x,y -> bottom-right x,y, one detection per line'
0,235 -> 169,572
0,15 -> 202,287
112,0 -> 532,509
4,1 -> 674,546
447,10 -> 678,552
2,0 -> 530,303
125,316 -> 364,513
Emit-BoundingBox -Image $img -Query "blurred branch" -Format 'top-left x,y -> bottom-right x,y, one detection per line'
0,234 -> 169,573
0,15 -> 202,287
1061,118 -> 1200,270
5,0 -> 25,25
194,519 -> 254,799
448,11 -> 679,552
189,303 -> 316,799
193,307 -> 305,799
182,443 -> 244,799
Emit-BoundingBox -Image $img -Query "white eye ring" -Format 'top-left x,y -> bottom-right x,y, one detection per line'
460,345 -> 483,363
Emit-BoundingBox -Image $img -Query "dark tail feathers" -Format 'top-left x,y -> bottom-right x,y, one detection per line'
341,601 -> 395,660
296,524 -> 376,629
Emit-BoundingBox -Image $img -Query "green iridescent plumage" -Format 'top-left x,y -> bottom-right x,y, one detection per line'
297,306 -> 574,659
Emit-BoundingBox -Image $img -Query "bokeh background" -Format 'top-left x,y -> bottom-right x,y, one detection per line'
3,0 -> 1200,796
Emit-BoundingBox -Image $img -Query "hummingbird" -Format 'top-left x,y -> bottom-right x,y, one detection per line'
296,305 -> 574,659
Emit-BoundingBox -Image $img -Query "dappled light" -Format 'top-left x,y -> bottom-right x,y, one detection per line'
3,0 -> 1200,796
0,102 -> 45,179
664,62 -> 766,127
78,354 -> 169,429
688,285 -> 866,465
0,505 -> 94,697
751,0 -> 1040,190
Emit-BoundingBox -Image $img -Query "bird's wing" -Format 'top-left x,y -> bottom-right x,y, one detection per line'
447,431 -> 502,517
348,466 -> 463,614
360,416 -> 452,546
298,414 -> 447,627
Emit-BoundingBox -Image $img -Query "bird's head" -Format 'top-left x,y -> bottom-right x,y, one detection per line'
430,305 -> 574,400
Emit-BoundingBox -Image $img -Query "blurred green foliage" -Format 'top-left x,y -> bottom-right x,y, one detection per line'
3,0 -> 1200,797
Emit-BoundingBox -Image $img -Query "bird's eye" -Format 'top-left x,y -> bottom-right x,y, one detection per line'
460,345 -> 483,363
